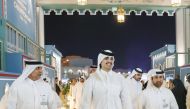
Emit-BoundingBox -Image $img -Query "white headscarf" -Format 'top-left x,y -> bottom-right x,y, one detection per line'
94,50 -> 115,81
10,61 -> 44,89
97,50 -> 115,72
127,68 -> 143,79
147,69 -> 164,88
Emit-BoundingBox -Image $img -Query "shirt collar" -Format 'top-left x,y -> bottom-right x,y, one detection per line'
152,85 -> 162,92
26,78 -> 35,84
100,69 -> 113,75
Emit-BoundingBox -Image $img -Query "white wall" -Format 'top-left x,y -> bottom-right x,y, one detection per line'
37,7 -> 45,48
176,8 -> 190,66
53,52 -> 62,80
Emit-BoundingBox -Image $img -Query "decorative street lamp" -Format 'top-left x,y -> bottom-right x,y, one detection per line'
117,7 -> 125,23
171,0 -> 181,6
78,0 -> 87,5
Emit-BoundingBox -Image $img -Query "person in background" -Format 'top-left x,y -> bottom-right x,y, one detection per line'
74,76 -> 85,109
55,77 -> 61,96
126,68 -> 143,109
171,74 -> 187,109
69,78 -> 77,109
186,74 -> 190,109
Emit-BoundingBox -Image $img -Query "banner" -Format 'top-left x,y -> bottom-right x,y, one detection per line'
0,0 -> 2,17
5,0 -> 36,41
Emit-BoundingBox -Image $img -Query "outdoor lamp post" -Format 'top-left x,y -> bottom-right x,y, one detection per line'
78,0 -> 87,5
171,0 -> 181,6
117,7 -> 125,23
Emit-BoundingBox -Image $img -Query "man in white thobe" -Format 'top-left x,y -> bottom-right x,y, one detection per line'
89,65 -> 97,75
86,65 -> 97,80
186,74 -> 190,109
138,69 -> 179,109
70,78 -> 77,109
126,68 -> 143,109
74,76 -> 85,109
185,74 -> 190,90
6,61 -> 62,109
80,50 -> 133,109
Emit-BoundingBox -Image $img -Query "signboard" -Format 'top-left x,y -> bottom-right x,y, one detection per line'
0,41 -> 2,70
0,0 -> 2,17
5,0 -> 36,41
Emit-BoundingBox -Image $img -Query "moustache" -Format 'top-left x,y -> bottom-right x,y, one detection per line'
156,81 -> 162,84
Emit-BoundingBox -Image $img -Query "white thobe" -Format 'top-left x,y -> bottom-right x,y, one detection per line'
70,84 -> 77,109
126,78 -> 142,109
80,70 -> 133,109
138,86 -> 179,109
184,81 -> 190,90
187,87 -> 190,109
75,82 -> 84,109
7,78 -> 58,109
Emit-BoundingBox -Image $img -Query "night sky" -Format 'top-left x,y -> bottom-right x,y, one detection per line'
45,12 -> 176,71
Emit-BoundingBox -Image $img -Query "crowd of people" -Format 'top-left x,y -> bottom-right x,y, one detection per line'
69,50 -> 190,109
0,49 -> 190,109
